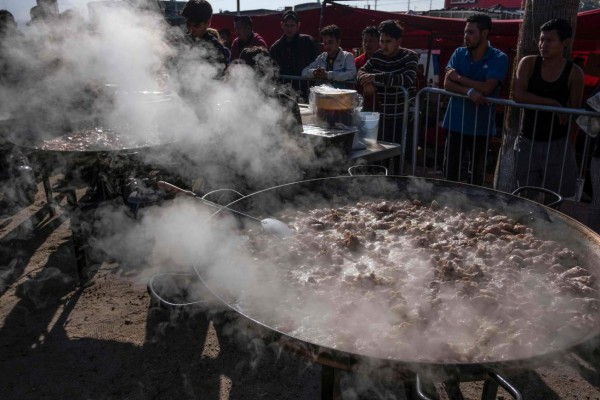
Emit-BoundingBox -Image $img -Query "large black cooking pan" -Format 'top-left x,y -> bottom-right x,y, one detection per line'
5,119 -> 179,197
6,124 -> 174,157
195,175 -> 600,382
5,88 -> 178,158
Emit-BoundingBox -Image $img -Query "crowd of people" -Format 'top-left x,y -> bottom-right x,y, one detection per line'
1,0 -> 600,228
173,2 -> 597,206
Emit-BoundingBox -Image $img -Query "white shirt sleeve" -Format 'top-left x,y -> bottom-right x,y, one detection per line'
327,51 -> 356,82
302,53 -> 326,78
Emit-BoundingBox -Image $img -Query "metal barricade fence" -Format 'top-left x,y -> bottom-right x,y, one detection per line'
412,87 -> 600,202
279,75 -> 411,164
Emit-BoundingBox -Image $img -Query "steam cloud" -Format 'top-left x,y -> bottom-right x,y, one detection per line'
0,3 -> 339,291
93,171 -> 600,377
1,4 -> 335,190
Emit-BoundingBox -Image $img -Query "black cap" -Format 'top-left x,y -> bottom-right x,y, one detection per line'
282,10 -> 300,22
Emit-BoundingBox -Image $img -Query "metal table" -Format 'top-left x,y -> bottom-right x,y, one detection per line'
298,111 -> 404,175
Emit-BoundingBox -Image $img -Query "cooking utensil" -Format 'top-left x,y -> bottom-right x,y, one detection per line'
157,181 -> 292,237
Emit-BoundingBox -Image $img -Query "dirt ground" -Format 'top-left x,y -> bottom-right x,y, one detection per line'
2,180 -> 600,400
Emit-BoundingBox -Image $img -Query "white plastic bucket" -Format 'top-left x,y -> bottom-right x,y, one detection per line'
356,112 -> 380,143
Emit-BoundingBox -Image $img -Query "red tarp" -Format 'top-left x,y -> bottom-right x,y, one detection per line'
211,4 -> 600,53
210,4 -> 600,85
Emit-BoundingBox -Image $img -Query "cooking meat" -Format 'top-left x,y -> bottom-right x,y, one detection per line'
30,126 -> 158,151
239,198 -> 600,363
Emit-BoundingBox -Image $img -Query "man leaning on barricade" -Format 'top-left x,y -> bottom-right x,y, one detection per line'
354,26 -> 379,71
354,26 -> 380,111
442,13 -> 508,186
577,84 -> 600,232
357,20 -> 418,148
513,18 -> 584,199
301,24 -> 356,83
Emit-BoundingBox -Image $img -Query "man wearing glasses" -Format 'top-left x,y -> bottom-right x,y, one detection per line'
301,24 -> 356,82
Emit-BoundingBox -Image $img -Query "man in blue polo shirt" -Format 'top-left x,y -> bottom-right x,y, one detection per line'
442,14 -> 508,186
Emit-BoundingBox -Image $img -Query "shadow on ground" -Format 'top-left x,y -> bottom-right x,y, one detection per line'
0,267 -> 320,399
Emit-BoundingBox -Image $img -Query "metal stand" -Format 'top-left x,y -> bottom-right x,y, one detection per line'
321,365 -> 340,400
321,365 -> 523,400
54,185 -> 90,286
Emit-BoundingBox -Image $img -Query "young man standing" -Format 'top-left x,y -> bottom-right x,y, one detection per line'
442,14 -> 508,186
301,24 -> 356,82
354,26 -> 379,70
230,16 -> 267,61
355,26 -> 380,111
180,0 -> 230,69
513,18 -> 584,197
357,20 -> 418,145
269,10 -> 319,77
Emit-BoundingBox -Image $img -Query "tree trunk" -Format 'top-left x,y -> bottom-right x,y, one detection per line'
494,0 -> 580,192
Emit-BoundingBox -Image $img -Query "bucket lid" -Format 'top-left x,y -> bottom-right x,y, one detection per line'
357,111 -> 379,119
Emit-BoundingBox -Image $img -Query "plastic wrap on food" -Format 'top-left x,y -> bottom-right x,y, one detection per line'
309,85 -> 362,129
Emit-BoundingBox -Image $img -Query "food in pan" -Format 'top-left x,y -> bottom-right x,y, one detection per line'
30,127 -> 157,151
241,199 -> 600,363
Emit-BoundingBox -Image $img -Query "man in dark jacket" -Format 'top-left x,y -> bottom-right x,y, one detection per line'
230,16 -> 267,61
180,0 -> 230,71
269,10 -> 319,78
236,46 -> 302,135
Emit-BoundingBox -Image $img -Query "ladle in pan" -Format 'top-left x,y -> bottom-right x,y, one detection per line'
157,181 -> 293,237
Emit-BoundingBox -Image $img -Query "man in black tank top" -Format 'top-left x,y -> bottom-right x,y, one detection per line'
513,19 -> 584,198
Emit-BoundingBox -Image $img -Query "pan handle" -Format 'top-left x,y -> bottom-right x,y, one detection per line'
147,273 -> 208,308
157,181 -> 263,224
158,181 -> 240,209
486,371 -> 523,400
347,165 -> 389,176
415,371 -> 522,400
511,186 -> 563,209
201,188 -> 245,204
157,180 -> 197,197
157,181 -> 228,211
415,374 -> 435,400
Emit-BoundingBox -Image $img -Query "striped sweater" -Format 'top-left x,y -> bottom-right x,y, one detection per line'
358,48 -> 418,118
